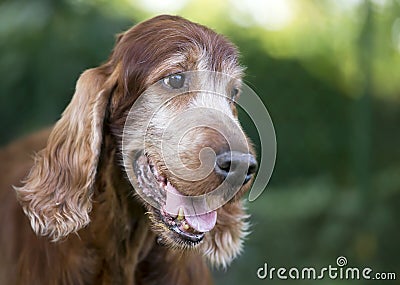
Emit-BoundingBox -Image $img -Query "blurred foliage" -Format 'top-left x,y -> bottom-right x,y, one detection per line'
0,0 -> 399,284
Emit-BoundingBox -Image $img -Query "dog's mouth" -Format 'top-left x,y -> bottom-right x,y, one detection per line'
133,152 -> 217,246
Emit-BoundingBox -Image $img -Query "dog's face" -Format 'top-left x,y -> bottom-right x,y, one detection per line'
113,16 -> 257,264
16,15 -> 257,268
123,71 -> 256,244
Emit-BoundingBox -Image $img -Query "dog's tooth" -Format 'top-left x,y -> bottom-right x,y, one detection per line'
182,223 -> 190,230
177,207 -> 184,221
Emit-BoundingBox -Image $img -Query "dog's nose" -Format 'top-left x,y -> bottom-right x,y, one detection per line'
215,151 -> 258,184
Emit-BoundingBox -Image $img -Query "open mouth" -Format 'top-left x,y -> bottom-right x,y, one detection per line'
133,152 -> 217,246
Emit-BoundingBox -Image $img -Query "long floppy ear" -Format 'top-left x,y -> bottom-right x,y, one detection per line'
15,67 -> 117,241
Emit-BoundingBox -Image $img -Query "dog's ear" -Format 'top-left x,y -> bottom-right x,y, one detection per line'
15,66 -> 118,241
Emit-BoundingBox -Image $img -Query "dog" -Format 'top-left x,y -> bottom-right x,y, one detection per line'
0,15 -> 257,285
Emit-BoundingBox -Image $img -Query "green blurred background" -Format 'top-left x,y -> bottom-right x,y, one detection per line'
1,0 -> 399,284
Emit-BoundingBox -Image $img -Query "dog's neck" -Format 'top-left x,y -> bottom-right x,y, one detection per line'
82,133 -> 154,282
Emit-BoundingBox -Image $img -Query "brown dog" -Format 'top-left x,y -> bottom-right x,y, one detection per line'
0,15 -> 257,285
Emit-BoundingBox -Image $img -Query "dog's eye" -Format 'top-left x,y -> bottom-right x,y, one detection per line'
164,73 -> 185,89
230,87 -> 240,101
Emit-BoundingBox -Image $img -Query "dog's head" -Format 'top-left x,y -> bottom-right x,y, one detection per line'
16,15 -> 257,267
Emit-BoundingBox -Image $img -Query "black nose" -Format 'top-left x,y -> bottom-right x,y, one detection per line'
215,151 -> 258,185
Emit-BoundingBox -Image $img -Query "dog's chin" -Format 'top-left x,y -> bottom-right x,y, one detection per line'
132,152 -> 216,249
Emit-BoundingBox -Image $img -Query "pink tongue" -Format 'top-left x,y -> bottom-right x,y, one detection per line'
185,210 -> 217,232
164,182 -> 217,233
